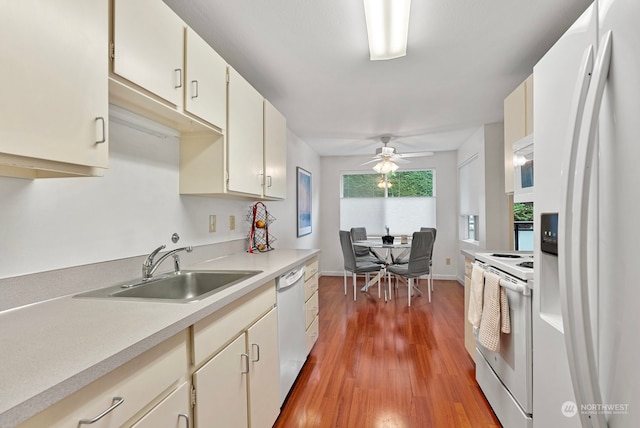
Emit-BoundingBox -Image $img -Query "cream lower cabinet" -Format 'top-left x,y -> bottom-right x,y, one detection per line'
304,257 -> 320,354
1,0 -> 109,179
18,331 -> 189,428
192,282 -> 280,428
131,381 -> 190,428
463,256 -> 475,358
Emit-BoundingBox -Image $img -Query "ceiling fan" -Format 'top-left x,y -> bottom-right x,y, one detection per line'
361,136 -> 434,173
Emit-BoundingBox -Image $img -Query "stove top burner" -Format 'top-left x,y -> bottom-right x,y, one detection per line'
517,261 -> 534,269
491,253 -> 524,259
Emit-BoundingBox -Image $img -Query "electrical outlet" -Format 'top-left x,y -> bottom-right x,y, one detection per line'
209,215 -> 216,233
446,258 -> 451,265
229,215 -> 235,231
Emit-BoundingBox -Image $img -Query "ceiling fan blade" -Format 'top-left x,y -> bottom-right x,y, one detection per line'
360,159 -> 380,165
397,151 -> 434,158
391,157 -> 411,164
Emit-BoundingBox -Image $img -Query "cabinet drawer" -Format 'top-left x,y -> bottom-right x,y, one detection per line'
19,331 -> 189,428
304,258 -> 318,281
193,280 -> 276,366
131,381 -> 190,427
304,273 -> 318,302
305,316 -> 319,355
305,290 -> 319,329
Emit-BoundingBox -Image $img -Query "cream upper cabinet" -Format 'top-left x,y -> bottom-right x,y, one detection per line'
113,0 -> 185,108
185,27 -> 227,130
228,67 -> 265,196
263,101 -> 287,199
503,74 -> 533,193
0,0 -> 109,179
247,308 -> 281,428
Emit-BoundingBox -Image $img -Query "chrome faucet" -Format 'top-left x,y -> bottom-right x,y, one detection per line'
142,244 -> 193,280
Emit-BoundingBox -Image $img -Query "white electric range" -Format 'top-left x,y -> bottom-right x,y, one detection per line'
474,251 -> 533,282
473,251 -> 534,428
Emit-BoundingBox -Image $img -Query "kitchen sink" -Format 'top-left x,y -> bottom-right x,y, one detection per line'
74,270 -> 262,303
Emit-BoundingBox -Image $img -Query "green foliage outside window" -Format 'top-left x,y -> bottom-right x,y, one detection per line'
514,202 -> 533,221
343,170 -> 434,198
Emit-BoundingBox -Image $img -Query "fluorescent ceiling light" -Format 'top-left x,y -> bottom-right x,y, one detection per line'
363,0 -> 411,60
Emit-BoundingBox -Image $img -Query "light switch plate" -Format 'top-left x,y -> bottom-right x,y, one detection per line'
209,215 -> 216,233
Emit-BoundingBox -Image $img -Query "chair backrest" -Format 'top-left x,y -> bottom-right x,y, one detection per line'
350,227 -> 370,257
407,231 -> 434,276
420,227 -> 437,259
339,230 -> 357,271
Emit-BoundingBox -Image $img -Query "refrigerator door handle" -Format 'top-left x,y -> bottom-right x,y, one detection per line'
561,31 -> 613,428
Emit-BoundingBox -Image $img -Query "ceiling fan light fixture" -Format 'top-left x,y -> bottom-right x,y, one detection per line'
373,159 -> 399,174
363,0 -> 411,60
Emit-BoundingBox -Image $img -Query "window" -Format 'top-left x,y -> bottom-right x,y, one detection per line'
461,215 -> 479,241
340,170 -> 436,236
458,155 -> 479,242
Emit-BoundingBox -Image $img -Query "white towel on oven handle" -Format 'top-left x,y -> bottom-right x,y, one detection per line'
478,271 -> 511,352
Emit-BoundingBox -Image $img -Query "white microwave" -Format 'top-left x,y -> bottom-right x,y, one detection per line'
513,134 -> 534,203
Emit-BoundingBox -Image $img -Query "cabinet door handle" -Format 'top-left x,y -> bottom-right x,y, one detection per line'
175,68 -> 183,88
95,117 -> 106,144
267,176 -> 272,187
191,80 -> 199,99
251,343 -> 260,362
241,353 -> 249,374
78,396 -> 124,424
178,413 -> 190,428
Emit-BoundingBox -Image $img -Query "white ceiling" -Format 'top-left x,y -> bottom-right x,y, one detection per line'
163,0 -> 591,157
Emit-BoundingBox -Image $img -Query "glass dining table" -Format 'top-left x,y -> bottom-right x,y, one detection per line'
353,238 -> 412,295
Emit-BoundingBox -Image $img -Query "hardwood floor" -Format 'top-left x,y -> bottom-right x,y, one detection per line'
274,275 -> 501,428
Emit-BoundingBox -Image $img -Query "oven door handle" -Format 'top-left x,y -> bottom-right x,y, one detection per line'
497,279 -> 529,296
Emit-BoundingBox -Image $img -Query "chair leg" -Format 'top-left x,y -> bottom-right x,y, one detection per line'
353,272 -> 357,301
408,278 -> 412,306
428,273 -> 432,303
343,270 -> 347,296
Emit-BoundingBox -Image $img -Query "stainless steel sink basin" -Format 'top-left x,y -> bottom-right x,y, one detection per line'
75,270 -> 262,303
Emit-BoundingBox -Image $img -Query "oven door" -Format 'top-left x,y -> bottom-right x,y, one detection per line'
476,284 -> 533,414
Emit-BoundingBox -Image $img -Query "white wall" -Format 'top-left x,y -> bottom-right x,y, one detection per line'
267,129 -> 321,251
319,151 -> 459,279
457,123 -> 509,280
0,114 -> 320,280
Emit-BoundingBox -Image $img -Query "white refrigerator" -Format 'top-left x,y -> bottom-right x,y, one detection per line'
533,0 -> 640,427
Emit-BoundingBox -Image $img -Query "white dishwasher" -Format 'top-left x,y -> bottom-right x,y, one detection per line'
276,264 -> 307,406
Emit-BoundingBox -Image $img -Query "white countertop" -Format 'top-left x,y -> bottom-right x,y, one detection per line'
0,249 -> 318,427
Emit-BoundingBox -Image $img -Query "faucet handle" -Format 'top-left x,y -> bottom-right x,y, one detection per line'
144,244 -> 166,266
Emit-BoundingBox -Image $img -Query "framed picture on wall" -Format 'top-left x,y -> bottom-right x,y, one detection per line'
297,167 -> 312,237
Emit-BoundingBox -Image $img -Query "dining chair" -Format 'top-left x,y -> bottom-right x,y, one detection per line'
339,230 -> 384,301
392,227 -> 436,292
387,231 -> 434,306
350,227 -> 387,265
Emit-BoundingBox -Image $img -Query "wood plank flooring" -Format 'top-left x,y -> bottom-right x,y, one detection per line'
274,276 -> 501,428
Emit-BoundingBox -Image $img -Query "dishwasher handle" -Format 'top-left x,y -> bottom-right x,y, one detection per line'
278,266 -> 305,290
